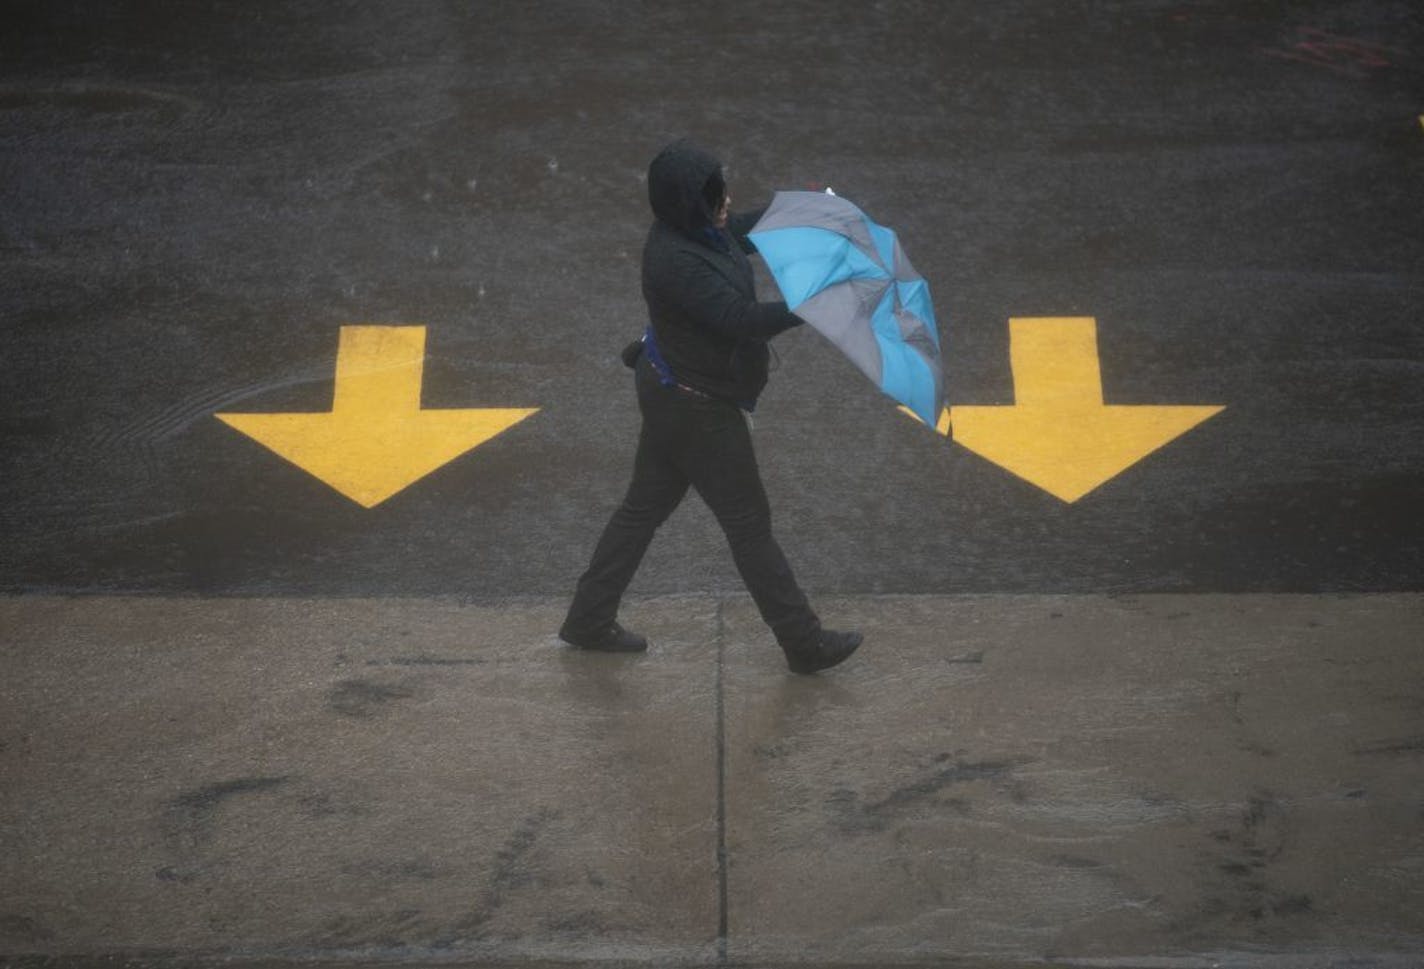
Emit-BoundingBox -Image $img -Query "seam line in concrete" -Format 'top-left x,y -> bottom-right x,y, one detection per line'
715,596 -> 730,964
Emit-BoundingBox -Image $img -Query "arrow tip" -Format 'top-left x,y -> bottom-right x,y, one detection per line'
216,406 -> 539,508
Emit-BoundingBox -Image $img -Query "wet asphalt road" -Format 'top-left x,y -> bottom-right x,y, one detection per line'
2,2 -> 1423,967
2,0 -> 1421,597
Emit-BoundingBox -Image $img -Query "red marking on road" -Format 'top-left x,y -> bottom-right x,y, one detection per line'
1261,27 -> 1397,78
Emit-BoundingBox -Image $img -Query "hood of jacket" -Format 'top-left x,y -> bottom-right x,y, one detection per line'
646,139 -> 725,239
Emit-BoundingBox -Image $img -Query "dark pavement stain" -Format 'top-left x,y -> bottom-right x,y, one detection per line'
945,650 -> 985,664
1353,735 -> 1424,756
1049,854 -> 1106,870
1192,793 -> 1315,930
313,809 -> 564,949
0,83 -> 196,119
0,912 -> 55,945
328,678 -> 415,718
1226,691 -> 1279,757
1270,893 -> 1315,916
315,909 -> 426,949
159,775 -> 292,881
871,758 -> 1023,813
153,865 -> 197,884
830,756 -> 1028,833
443,808 -> 560,943
542,909 -> 610,936
168,775 -> 291,823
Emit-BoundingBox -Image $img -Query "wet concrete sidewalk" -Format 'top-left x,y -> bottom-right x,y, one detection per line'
2,593 -> 1421,967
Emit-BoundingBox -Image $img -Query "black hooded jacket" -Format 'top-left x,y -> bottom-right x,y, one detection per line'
641,140 -> 801,407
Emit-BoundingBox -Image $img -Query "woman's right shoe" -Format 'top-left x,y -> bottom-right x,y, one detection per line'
559,621 -> 649,653
783,628 -> 863,675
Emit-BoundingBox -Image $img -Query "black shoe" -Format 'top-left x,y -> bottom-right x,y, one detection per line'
783,628 -> 862,675
560,621 -> 648,653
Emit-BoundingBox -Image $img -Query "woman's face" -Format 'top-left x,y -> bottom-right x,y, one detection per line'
712,191 -> 730,229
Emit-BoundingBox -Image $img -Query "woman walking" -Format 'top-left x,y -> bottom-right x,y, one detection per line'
559,140 -> 861,675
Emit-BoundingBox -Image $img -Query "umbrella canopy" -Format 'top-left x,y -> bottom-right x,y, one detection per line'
749,191 -> 943,427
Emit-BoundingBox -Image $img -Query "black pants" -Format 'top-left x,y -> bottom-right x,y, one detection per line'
563,355 -> 821,647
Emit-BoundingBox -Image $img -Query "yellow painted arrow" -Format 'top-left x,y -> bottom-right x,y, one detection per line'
907,317 -> 1223,503
216,325 -> 538,508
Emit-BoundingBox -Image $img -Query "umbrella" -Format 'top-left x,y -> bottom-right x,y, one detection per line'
749,191 -> 943,427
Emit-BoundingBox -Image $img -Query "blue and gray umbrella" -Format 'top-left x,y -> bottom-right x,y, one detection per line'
749,191 -> 943,427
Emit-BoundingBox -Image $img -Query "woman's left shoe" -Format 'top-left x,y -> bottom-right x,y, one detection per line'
782,628 -> 863,674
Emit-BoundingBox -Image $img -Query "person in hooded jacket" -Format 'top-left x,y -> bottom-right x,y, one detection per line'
559,139 -> 862,674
